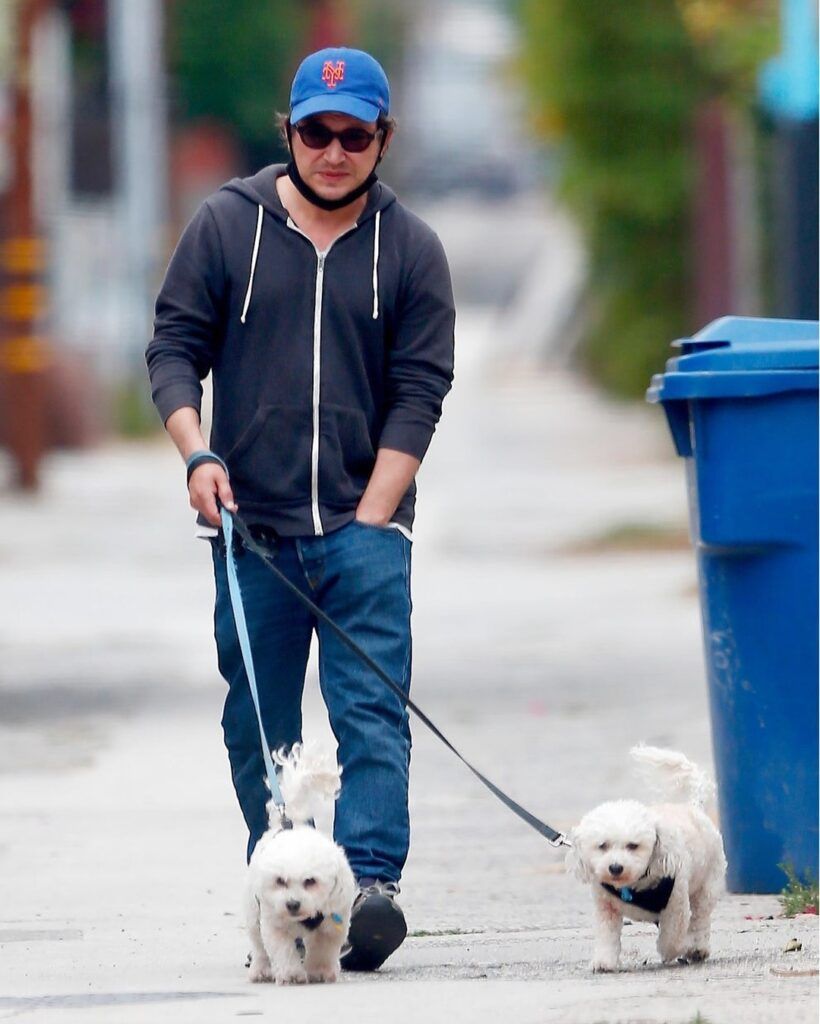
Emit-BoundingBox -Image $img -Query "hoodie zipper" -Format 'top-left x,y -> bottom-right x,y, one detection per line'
310,251 -> 326,535
286,219 -> 358,536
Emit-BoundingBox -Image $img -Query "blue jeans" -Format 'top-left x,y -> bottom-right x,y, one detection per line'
211,520 -> 412,881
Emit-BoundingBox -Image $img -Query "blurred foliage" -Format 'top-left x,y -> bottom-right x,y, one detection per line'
168,0 -> 305,169
113,377 -> 163,438
168,0 -> 408,172
515,0 -> 778,396
678,0 -> 782,102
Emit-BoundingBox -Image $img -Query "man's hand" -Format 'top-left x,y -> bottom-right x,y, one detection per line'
355,448 -> 420,527
189,463 -> 237,526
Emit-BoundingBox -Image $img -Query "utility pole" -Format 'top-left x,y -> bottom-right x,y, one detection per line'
0,0 -> 51,490
107,0 -> 168,376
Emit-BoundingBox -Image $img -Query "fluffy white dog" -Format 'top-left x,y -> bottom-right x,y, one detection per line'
244,742 -> 356,985
566,745 -> 726,972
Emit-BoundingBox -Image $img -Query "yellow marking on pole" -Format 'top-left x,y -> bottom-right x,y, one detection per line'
0,284 -> 47,321
0,336 -> 50,374
0,239 -> 46,274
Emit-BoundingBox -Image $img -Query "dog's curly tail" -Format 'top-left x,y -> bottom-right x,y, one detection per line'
630,744 -> 715,808
270,740 -> 342,826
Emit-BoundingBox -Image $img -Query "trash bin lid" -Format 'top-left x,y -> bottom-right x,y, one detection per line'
648,316 -> 819,402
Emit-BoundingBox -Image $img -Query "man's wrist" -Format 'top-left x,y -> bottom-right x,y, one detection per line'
356,513 -> 392,526
355,499 -> 394,524
186,450 -> 229,484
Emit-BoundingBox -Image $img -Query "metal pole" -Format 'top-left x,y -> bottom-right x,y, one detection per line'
107,0 -> 168,375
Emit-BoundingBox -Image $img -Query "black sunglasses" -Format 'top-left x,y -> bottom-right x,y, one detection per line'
292,120 -> 380,154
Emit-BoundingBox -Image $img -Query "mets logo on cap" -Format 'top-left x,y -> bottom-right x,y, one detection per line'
322,60 -> 345,89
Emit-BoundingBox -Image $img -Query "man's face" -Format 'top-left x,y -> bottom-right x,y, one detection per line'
290,112 -> 390,202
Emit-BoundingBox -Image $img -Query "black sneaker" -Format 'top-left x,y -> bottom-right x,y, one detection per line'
340,879 -> 407,972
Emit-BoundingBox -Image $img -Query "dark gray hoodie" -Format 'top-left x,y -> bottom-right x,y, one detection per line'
147,165 -> 455,536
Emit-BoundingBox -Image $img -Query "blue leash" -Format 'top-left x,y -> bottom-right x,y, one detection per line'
221,507 -> 287,817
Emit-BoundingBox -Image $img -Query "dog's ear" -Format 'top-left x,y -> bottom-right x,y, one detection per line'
648,821 -> 682,879
564,835 -> 591,882
327,856 -> 357,918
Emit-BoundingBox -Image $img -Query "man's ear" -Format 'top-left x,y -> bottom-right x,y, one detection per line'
376,129 -> 393,164
650,822 -> 682,879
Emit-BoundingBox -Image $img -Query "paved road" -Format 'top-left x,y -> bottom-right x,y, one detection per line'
0,209 -> 817,1021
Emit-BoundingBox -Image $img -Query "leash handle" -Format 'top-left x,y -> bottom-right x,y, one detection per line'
221,507 -> 287,816
222,506 -> 570,849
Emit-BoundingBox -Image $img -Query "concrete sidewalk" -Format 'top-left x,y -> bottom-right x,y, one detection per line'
0,311 -> 817,1023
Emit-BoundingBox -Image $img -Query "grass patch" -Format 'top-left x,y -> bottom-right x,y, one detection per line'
566,522 -> 691,555
779,863 -> 819,917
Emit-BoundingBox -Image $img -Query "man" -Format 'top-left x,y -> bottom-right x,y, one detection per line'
146,47 -> 455,972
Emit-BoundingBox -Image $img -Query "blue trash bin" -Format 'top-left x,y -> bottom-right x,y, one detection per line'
647,316 -> 819,893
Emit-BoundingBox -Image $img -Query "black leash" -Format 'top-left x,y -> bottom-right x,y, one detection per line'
223,507 -> 570,849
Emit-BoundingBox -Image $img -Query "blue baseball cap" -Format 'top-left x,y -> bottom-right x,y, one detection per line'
289,47 -> 390,125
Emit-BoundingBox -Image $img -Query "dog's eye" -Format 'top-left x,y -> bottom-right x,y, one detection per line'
626,842 -> 639,851
303,877 -> 317,889
275,877 -> 287,887
597,842 -> 609,852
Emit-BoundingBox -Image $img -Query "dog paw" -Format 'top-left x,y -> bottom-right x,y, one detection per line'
307,962 -> 339,987
683,948 -> 710,963
307,966 -> 339,984
247,960 -> 272,983
658,941 -> 687,964
591,960 -> 619,973
274,969 -> 308,985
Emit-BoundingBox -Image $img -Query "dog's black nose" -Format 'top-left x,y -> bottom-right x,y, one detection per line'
609,863 -> 624,877
286,899 -> 301,914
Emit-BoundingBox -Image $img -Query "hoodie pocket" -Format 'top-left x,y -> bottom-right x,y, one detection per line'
223,404 -> 313,505
319,404 -> 376,504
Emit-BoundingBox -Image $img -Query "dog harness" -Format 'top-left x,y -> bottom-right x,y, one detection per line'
299,911 -> 344,931
602,876 -> 675,914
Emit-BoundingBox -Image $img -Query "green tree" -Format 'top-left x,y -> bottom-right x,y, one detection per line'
169,0 -> 306,168
515,0 -> 777,396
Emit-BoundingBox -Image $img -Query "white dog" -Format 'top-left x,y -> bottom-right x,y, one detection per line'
566,745 -> 726,972
244,742 -> 356,985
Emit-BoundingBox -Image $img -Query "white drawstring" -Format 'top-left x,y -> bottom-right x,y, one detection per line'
371,210 -> 381,320
241,204 -> 264,324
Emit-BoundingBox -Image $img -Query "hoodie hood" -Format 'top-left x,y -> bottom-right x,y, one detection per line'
220,163 -> 397,225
